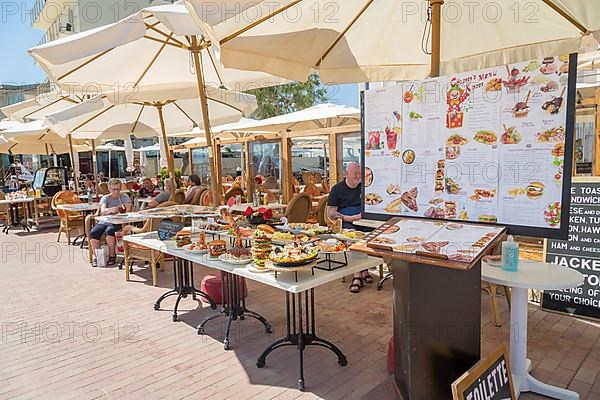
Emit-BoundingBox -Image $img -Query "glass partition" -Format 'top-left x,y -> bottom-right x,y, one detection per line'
291,136 -> 328,184
251,141 -> 281,193
221,144 -> 242,180
191,146 -> 211,185
337,132 -> 361,182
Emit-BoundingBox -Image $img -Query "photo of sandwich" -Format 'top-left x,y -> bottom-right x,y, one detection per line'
384,197 -> 403,213
478,214 -> 498,223
386,184 -> 401,195
445,178 -> 461,194
365,167 -> 373,187
526,182 -> 545,199
551,143 -> 565,157
469,189 -> 496,201
446,146 -> 461,160
447,134 -> 469,146
474,130 -> 497,145
445,201 -> 457,219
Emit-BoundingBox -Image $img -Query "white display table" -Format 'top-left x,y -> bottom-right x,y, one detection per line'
482,261 -> 584,399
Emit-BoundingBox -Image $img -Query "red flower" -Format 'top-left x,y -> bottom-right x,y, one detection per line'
263,208 -> 273,220
254,175 -> 265,185
244,206 -> 254,217
131,183 -> 141,191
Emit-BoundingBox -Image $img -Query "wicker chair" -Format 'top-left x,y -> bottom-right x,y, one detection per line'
85,214 -> 104,263
190,187 -> 207,205
0,191 -> 9,228
52,191 -> 85,244
97,182 -> 109,195
279,193 -> 312,223
303,183 -> 321,198
316,195 -> 329,226
224,186 -> 244,203
321,179 -> 330,194
200,189 -> 215,206
171,189 -> 186,205
123,218 -> 164,286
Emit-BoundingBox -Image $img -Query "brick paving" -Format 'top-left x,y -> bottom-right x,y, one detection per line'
0,230 -> 598,399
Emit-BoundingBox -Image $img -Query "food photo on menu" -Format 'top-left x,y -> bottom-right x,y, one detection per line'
367,218 -> 505,263
362,55 -> 572,232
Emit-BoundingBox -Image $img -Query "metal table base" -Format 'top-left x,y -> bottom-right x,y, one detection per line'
197,272 -> 272,351
154,258 -> 217,321
257,289 -> 348,391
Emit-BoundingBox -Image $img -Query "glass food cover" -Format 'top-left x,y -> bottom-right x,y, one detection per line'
33,167 -> 68,196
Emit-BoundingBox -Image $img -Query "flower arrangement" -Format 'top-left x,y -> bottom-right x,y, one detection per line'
253,174 -> 265,204
159,167 -> 182,188
244,206 -> 273,224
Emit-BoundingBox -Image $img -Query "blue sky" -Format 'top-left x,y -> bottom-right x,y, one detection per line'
0,0 -> 358,107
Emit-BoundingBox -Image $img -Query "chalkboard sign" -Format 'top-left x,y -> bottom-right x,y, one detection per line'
157,219 -> 184,241
542,179 -> 600,321
452,344 -> 515,400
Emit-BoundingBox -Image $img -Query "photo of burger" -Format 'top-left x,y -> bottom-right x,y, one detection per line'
175,231 -> 192,248
208,239 -> 227,258
526,182 -> 545,200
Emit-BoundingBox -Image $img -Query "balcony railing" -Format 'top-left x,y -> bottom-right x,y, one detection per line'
37,10 -> 75,46
29,0 -> 46,26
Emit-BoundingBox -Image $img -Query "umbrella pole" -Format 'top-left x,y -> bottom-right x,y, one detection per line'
157,105 -> 177,191
429,0 -> 443,77
191,36 -> 220,206
68,133 -> 80,193
91,139 -> 98,184
108,150 -> 111,179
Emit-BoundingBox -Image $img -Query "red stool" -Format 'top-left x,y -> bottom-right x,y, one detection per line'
387,336 -> 394,374
201,272 -> 247,305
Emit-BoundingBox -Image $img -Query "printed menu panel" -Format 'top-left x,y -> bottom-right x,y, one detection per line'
368,218 -> 505,263
363,55 -> 572,230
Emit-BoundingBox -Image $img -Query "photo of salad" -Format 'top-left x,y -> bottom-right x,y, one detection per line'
544,202 -> 561,227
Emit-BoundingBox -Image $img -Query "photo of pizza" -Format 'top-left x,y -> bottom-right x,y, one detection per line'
400,187 -> 419,212
365,193 -> 383,205
421,241 -> 450,254
383,225 -> 400,234
365,167 -> 373,187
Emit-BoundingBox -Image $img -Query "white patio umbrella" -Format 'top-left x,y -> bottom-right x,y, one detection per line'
158,136 -> 169,169
186,0 -> 600,81
0,120 -> 88,155
95,142 -> 126,179
28,2 -> 285,203
139,150 -> 149,172
0,90 -> 87,123
125,136 -> 134,172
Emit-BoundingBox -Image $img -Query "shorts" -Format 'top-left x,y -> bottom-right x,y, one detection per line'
89,223 -> 122,240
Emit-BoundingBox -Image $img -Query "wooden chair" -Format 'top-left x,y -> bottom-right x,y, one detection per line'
52,191 -> 85,244
170,189 -> 186,205
316,195 -> 329,226
123,218 -> 164,286
303,183 -> 321,198
200,189 -> 215,206
191,187 -> 207,205
224,186 -> 244,203
97,182 -> 109,195
279,193 -> 311,223
483,283 -> 512,327
321,179 -> 330,193
0,191 -> 9,228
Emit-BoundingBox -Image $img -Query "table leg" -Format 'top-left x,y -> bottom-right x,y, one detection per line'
153,258 -> 217,322
198,272 -> 272,350
257,290 -> 347,391
510,287 -> 579,399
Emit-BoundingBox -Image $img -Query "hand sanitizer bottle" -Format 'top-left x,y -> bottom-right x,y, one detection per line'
501,235 -> 519,272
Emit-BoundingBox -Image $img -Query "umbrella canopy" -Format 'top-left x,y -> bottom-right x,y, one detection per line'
0,120 -> 88,155
44,84 -> 257,139
185,0 -> 600,81
135,144 -> 161,152
95,143 -> 126,152
1,90 -> 85,122
28,2 -> 286,92
139,150 -> 148,171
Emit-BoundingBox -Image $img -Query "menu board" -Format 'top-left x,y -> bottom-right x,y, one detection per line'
542,180 -> 600,321
362,55 -> 576,239
367,217 -> 505,263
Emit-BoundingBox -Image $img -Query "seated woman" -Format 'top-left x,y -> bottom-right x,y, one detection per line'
137,177 -> 157,198
185,174 -> 202,204
90,178 -> 132,267
84,174 -> 96,191
144,179 -> 173,209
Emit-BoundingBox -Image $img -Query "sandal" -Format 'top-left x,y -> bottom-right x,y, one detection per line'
107,256 -> 117,266
349,277 -> 363,293
91,259 -> 98,268
361,270 -> 374,284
